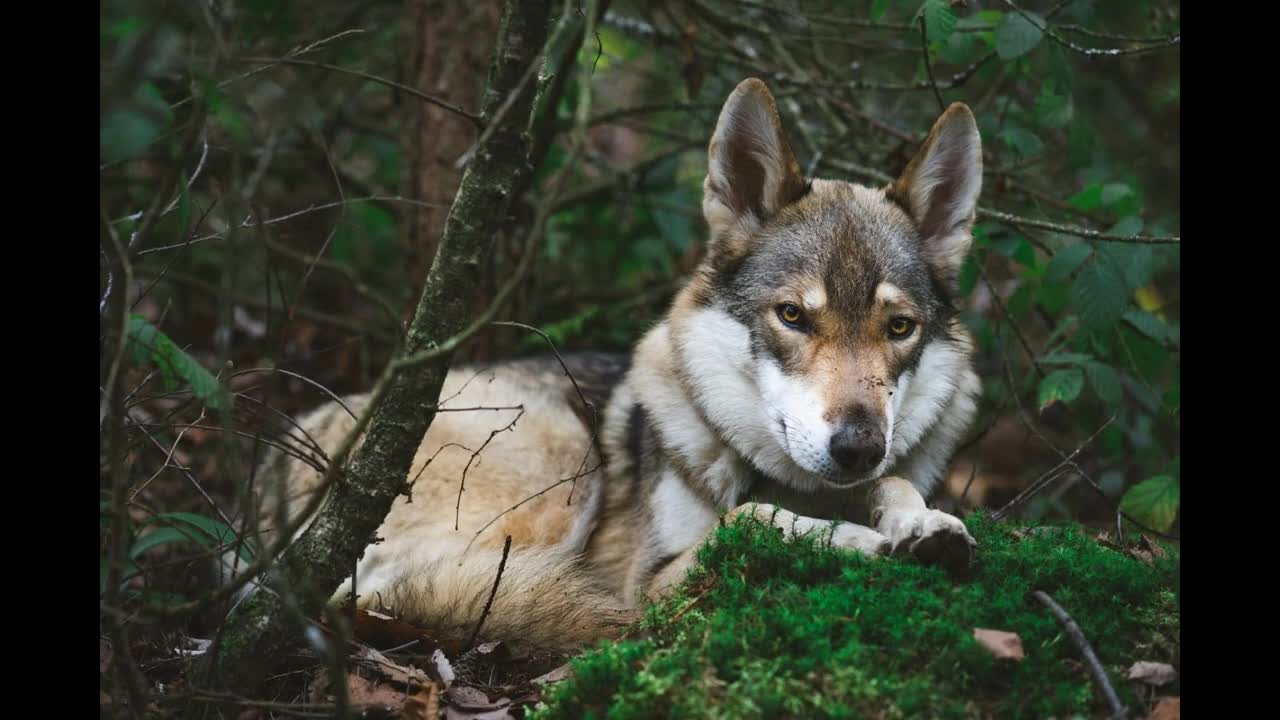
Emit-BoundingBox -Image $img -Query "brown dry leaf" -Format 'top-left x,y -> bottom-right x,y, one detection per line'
1094,533 -> 1171,566
340,606 -> 463,657
1128,661 -> 1177,686
353,646 -> 434,689
310,669 -> 412,716
100,639 -> 112,675
307,668 -> 331,705
445,686 -> 514,720
1129,535 -> 1170,566
1147,696 -> 1180,720
346,673 -> 409,712
973,628 -> 1025,661
403,682 -> 441,720
531,664 -> 573,685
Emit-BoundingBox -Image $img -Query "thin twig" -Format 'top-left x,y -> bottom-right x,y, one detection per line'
467,535 -> 513,649
1031,591 -> 1128,719
991,414 -> 1116,521
919,16 -> 945,114
492,321 -> 598,503
228,368 -> 358,420
236,56 -> 482,125
455,409 -> 526,530
462,460 -> 603,556
1002,1 -> 1179,59
958,461 -> 980,509
137,196 -> 448,256
979,208 -> 1180,244
977,261 -> 1045,379
824,159 -> 1180,245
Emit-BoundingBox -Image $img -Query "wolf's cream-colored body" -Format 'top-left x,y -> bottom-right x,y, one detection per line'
249,78 -> 984,650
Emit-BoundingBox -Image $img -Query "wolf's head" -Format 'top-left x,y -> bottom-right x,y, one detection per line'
672,78 -> 982,492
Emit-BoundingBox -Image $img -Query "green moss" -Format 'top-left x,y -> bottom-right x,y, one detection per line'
532,513 -> 1178,719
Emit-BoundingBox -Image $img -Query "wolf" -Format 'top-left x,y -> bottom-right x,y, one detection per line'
248,78 -> 984,652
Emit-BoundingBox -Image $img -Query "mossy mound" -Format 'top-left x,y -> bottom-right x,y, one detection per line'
532,513 -> 1179,719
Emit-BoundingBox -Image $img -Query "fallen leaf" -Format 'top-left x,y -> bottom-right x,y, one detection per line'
1129,535 -> 1170,566
309,669 -> 413,716
445,686 -> 514,720
403,683 -> 440,720
353,646 -> 434,689
531,664 -> 573,685
1147,696 -> 1180,720
337,607 -> 463,656
973,628 -> 1025,661
1128,661 -> 1177,686
100,639 -> 112,675
345,673 -> 408,712
307,668 -> 331,705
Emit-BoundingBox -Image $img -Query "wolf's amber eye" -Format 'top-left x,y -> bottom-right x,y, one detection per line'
777,304 -> 805,329
888,317 -> 916,339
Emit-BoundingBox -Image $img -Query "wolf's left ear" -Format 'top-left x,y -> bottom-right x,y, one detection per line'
888,103 -> 983,287
703,79 -> 809,244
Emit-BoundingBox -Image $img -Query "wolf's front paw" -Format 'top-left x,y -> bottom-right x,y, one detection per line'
880,509 -> 976,572
828,522 -> 892,557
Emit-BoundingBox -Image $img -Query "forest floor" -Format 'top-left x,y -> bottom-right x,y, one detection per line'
103,512 -> 1179,719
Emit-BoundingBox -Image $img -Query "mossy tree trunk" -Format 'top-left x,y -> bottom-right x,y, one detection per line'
199,0 -> 552,695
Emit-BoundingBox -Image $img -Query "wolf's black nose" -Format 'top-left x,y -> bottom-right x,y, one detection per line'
829,417 -> 885,474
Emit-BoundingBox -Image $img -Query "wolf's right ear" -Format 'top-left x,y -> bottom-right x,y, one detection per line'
703,79 -> 809,250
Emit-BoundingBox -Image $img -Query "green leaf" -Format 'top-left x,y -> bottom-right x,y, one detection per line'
126,315 -> 231,410
1122,308 -> 1168,344
142,512 -> 255,563
939,26 -> 979,64
1068,184 -> 1102,211
1070,256 -> 1128,331
1034,87 -> 1073,128
999,127 -> 1043,158
871,0 -> 894,21
1120,476 -> 1179,532
957,253 -> 979,297
1038,369 -> 1084,409
1084,361 -> 1122,405
101,556 -> 141,596
1068,121 -> 1096,168
1105,241 -> 1153,290
1038,352 -> 1093,366
1036,281 -> 1070,314
1007,285 -> 1033,320
1045,244 -> 1093,284
1106,215 -> 1144,238
995,11 -> 1044,59
130,526 -> 205,560
922,0 -> 957,44
1101,184 -> 1141,215
1046,44 -> 1074,91
100,109 -> 162,165
990,236 -> 1035,267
